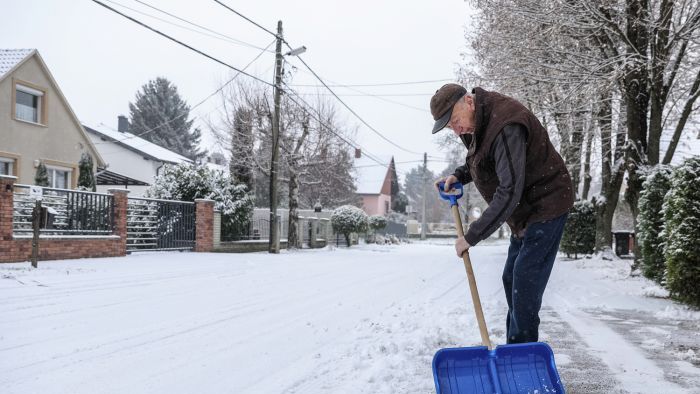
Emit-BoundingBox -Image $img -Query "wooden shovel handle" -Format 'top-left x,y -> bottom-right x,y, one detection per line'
452,204 -> 492,349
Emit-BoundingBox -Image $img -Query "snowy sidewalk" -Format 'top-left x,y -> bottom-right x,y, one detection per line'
1,241 -> 699,393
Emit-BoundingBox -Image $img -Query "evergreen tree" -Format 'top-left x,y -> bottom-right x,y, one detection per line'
145,163 -> 253,237
129,77 -> 205,161
662,158 -> 700,306
35,162 -> 49,186
637,165 -> 673,284
560,200 -> 596,258
77,153 -> 96,192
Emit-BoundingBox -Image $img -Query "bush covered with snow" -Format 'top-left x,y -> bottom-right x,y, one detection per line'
560,200 -> 595,258
331,205 -> 368,247
662,158 -> 700,306
637,165 -> 673,284
368,215 -> 387,231
146,164 -> 253,235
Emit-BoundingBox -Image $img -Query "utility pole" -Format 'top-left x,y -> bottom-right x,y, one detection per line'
269,20 -> 283,254
420,152 -> 427,240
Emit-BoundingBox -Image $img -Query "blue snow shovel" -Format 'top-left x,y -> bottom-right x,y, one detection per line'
432,181 -> 566,394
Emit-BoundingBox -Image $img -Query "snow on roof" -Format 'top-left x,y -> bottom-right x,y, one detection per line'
354,155 -> 393,195
0,49 -> 34,80
83,123 -> 192,165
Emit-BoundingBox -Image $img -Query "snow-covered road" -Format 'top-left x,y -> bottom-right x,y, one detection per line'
1,241 -> 699,393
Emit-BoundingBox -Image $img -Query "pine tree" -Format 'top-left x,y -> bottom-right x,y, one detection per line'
560,200 -> 596,258
77,153 -> 96,192
35,162 -> 49,186
129,77 -> 206,161
662,158 -> 700,306
637,165 -> 672,284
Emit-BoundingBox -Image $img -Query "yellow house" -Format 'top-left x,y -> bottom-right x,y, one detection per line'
0,49 -> 104,189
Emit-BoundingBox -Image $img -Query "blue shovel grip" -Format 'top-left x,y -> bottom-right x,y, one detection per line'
436,181 -> 463,206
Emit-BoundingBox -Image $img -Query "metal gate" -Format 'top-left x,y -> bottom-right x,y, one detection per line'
126,197 -> 195,251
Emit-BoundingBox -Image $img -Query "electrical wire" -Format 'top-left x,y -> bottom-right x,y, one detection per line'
104,0 -> 274,52
92,0 -> 274,87
92,38 -> 276,146
290,78 -> 454,88
209,1 -> 429,156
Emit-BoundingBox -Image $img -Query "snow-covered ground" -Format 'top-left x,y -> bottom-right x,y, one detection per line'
1,241 -> 699,394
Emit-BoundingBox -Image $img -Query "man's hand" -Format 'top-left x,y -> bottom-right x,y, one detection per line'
455,237 -> 471,257
435,174 -> 459,192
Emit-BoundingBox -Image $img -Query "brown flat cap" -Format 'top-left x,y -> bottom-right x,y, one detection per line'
430,83 -> 467,134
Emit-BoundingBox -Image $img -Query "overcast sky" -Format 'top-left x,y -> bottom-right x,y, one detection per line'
1,0 -> 474,180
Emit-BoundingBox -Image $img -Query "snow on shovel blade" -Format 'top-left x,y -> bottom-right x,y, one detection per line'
432,342 -> 565,394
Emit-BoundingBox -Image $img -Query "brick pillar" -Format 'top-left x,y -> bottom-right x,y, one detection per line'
195,199 -> 214,252
108,189 -> 130,256
0,175 -> 17,242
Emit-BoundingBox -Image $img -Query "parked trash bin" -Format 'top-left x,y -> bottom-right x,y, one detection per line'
612,231 -> 634,256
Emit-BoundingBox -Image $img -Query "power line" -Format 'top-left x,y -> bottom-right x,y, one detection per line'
212,0 -> 278,38
282,83 -> 396,172
104,0 -> 274,52
291,78 -> 453,88
210,1 -> 428,155
92,38 -> 276,146
289,54 -> 426,154
92,0 -> 274,87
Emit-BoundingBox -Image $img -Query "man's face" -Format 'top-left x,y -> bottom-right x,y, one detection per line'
446,95 -> 476,136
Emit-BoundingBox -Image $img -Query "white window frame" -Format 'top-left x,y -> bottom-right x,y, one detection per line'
46,165 -> 72,189
0,157 -> 14,176
15,83 -> 44,124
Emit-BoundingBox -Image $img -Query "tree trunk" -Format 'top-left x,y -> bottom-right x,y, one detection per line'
287,168 -> 299,250
594,94 -> 626,252
623,0 -> 650,224
581,125 -> 593,200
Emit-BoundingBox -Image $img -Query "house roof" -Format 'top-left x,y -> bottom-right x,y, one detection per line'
1,49 -> 106,168
0,49 -> 34,81
354,155 -> 395,195
95,169 -> 150,186
83,123 -> 193,165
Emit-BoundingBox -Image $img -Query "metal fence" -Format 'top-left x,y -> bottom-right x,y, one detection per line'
13,184 -> 114,236
126,197 -> 195,251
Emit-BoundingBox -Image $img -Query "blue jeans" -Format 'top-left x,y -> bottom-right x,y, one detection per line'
502,213 -> 568,344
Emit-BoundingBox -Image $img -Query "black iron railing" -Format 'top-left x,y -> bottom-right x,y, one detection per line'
126,197 -> 195,251
13,184 -> 114,236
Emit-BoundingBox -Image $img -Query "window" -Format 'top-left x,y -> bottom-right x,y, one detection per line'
47,166 -> 71,189
0,158 -> 14,176
15,84 -> 44,124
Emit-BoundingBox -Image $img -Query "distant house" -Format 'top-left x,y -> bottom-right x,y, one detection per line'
205,151 -> 228,173
0,49 -> 105,188
84,116 -> 192,196
354,149 -> 397,216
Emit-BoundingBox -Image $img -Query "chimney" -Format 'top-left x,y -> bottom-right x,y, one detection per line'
355,148 -> 361,159
117,115 -> 129,133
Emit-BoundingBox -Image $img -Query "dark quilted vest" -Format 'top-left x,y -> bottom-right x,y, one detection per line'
460,88 -> 574,233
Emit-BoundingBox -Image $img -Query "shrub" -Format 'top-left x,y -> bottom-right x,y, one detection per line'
146,164 -> 253,237
662,158 -> 700,306
331,205 -> 368,247
560,200 -> 596,258
368,215 -> 387,231
637,165 -> 673,284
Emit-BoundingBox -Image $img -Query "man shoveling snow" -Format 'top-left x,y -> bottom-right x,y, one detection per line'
431,84 -> 574,344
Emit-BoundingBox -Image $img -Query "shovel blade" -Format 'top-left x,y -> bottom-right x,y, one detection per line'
433,342 -> 565,394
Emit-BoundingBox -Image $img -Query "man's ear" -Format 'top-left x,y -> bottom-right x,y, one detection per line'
465,95 -> 475,110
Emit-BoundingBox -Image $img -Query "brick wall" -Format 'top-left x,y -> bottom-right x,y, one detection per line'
0,175 -> 128,263
195,199 -> 214,252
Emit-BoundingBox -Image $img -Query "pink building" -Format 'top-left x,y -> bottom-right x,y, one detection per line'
354,151 -> 397,216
